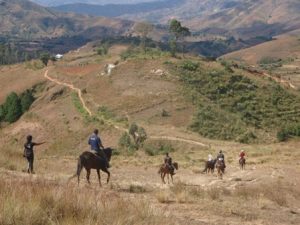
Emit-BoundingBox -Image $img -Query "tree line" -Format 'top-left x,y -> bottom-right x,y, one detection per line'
0,90 -> 35,124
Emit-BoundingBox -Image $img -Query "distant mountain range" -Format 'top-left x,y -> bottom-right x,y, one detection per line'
0,0 -> 133,39
52,0 -> 182,18
31,0 -> 159,7
52,0 -> 300,39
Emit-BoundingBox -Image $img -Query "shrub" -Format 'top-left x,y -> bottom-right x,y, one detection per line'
3,92 -> 22,123
20,90 -> 35,113
40,52 -> 50,66
181,60 -> 199,71
144,142 -> 175,156
118,132 -> 132,149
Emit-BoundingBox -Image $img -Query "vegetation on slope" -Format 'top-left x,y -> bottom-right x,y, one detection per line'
0,90 -> 35,124
167,59 -> 300,142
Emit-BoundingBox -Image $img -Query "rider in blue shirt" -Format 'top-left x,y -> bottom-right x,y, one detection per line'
88,129 -> 110,168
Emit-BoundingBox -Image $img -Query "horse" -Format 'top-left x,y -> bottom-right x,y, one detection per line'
202,159 -> 216,174
158,162 -> 178,184
239,157 -> 246,170
74,148 -> 112,186
215,159 -> 225,179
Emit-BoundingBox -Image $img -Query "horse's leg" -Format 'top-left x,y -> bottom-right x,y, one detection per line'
97,169 -> 102,187
86,169 -> 91,184
167,173 -> 170,184
171,174 -> 174,183
102,168 -> 110,184
77,160 -> 83,186
162,173 -> 166,184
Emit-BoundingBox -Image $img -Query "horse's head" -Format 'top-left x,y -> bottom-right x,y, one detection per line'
103,148 -> 113,162
173,162 -> 179,170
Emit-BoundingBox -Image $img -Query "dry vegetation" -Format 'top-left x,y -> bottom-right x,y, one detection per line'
0,178 -> 175,225
0,43 -> 300,225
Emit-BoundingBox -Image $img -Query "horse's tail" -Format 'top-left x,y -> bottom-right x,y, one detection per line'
68,156 -> 84,183
158,165 -> 163,174
77,156 -> 83,176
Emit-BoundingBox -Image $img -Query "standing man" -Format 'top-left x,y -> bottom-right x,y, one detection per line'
23,135 -> 45,174
88,129 -> 109,168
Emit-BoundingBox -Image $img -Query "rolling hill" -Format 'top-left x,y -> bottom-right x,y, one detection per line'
0,40 -> 300,225
0,0 -> 133,39
54,0 -> 300,39
52,0 -> 181,18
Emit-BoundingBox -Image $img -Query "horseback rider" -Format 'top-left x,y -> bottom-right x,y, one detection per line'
88,129 -> 110,168
239,150 -> 246,161
164,152 -> 175,175
208,154 -> 213,162
216,150 -> 226,168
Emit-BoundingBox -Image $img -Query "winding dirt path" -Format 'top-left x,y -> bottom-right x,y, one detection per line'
44,70 -> 208,147
44,70 -> 92,116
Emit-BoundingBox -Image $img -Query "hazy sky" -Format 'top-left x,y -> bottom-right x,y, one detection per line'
32,0 -> 160,6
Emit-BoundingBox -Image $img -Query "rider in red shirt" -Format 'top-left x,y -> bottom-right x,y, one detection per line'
239,150 -> 245,159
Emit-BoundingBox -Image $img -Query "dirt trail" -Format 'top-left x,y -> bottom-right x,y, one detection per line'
44,70 -> 92,116
44,69 -> 208,147
262,72 -> 297,89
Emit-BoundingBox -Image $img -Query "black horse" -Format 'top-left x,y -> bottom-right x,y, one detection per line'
202,159 -> 217,174
74,148 -> 112,186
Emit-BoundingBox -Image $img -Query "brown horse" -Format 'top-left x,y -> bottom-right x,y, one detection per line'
158,162 -> 178,184
215,159 -> 225,179
202,159 -> 216,174
239,158 -> 246,170
74,148 -> 112,186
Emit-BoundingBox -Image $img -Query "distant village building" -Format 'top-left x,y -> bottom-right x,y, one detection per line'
55,54 -> 63,60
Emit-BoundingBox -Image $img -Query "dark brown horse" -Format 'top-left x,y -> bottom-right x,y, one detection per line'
158,162 -> 178,184
75,148 -> 112,186
202,159 -> 216,174
239,158 -> 246,170
215,159 -> 225,179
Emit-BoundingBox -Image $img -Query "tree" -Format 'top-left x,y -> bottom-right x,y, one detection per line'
3,92 -> 22,123
20,90 -> 35,113
0,105 -> 5,121
40,52 -> 50,66
169,19 -> 190,56
134,22 -> 153,51
118,132 -> 132,148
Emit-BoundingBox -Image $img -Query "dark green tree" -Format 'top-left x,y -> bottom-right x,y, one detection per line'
40,52 -> 50,66
3,92 -> 22,123
0,105 -> 5,121
20,90 -> 35,113
169,19 -> 190,56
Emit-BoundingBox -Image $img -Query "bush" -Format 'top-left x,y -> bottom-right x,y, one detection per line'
3,92 -> 22,123
96,44 -> 109,56
277,124 -> 300,142
40,52 -> 50,66
20,90 -> 35,113
118,132 -> 132,149
181,60 -> 199,71
144,143 -> 175,156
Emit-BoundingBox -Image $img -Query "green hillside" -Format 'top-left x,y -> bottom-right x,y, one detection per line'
167,59 -> 300,143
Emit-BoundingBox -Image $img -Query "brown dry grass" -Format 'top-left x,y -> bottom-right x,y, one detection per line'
0,178 -> 175,225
